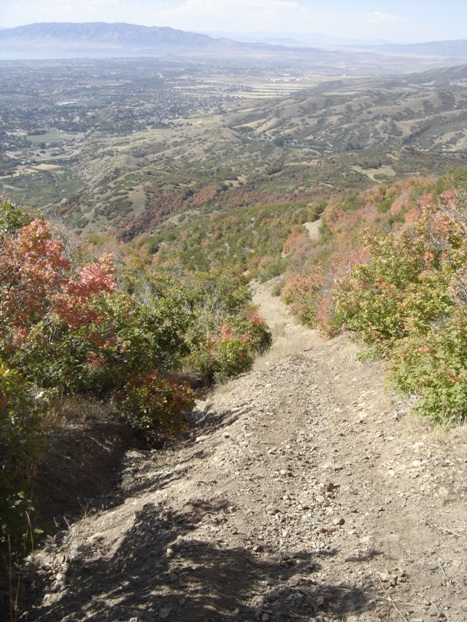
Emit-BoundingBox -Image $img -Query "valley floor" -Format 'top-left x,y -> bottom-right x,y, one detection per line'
22,283 -> 466,621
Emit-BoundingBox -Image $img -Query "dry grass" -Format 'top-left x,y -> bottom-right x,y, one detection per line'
44,396 -> 118,429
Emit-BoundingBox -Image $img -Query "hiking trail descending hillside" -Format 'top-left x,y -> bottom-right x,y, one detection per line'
251,279 -> 324,368
23,283 -> 466,622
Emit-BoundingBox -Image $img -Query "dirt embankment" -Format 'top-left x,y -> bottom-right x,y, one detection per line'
21,283 -> 467,622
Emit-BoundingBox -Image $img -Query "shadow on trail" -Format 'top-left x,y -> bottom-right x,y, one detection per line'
115,412 -> 246,501
186,400 -> 250,438
24,502 -> 377,622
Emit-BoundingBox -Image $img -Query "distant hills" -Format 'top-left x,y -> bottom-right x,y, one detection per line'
368,40 -> 467,58
201,30 -> 390,47
1,22 -> 466,61
207,31 -> 467,58
0,22 -> 224,57
0,22 -> 324,59
0,22 -> 217,49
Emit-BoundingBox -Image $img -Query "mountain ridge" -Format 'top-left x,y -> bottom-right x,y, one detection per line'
365,39 -> 467,58
0,22 -> 326,58
0,22 -> 218,47
1,22 -> 466,60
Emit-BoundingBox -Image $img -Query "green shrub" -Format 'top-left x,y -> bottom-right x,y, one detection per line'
0,200 -> 36,237
183,311 -> 271,383
0,360 -> 44,578
332,188 -> 467,425
117,373 -> 195,437
183,333 -> 251,383
390,312 -> 467,425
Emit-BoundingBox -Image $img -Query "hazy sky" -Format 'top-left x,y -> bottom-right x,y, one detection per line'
2,1 -> 466,42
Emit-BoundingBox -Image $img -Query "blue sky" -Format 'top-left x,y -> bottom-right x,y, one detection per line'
2,1 -> 466,42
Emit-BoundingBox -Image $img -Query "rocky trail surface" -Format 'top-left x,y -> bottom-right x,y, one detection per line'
22,282 -> 466,622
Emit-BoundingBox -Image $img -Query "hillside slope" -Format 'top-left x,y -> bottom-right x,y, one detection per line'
23,284 -> 466,621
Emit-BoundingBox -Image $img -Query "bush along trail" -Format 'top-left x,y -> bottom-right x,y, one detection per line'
21,283 -> 466,622
0,198 -> 271,618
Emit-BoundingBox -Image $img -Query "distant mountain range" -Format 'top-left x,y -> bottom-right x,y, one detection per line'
368,40 -> 467,58
203,31 -> 467,57
0,22 -> 217,48
201,30 -> 390,47
0,22 -> 223,56
0,22 -> 324,59
0,22 -> 466,61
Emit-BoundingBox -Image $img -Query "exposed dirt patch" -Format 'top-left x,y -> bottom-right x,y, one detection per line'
20,285 -> 467,622
32,419 -> 133,532
303,220 -> 322,242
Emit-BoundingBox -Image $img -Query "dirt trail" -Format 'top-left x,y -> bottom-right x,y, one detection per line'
251,280 -> 323,368
23,284 -> 467,622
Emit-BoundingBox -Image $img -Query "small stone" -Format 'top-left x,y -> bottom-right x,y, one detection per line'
159,608 -> 171,619
334,517 -> 345,526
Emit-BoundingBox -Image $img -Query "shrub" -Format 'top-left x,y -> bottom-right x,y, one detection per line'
182,310 -> 271,383
184,331 -> 253,383
0,203 -> 271,436
215,336 -> 254,380
117,373 -> 195,438
282,272 -> 326,328
0,360 -> 44,579
390,310 -> 467,425
332,188 -> 467,425
0,199 -> 36,236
